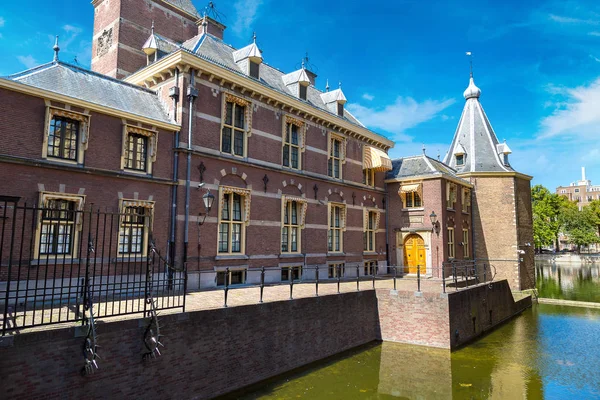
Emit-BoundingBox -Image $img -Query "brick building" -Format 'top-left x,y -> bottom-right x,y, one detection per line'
0,0 -> 534,290
556,167 -> 600,211
443,75 -> 535,290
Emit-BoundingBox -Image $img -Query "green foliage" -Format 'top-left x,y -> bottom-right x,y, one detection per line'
531,185 -> 568,248
561,205 -> 598,249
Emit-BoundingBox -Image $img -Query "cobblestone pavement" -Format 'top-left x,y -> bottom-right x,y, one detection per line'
2,276 -> 451,335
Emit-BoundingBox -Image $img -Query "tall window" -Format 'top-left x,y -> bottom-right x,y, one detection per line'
328,135 -> 344,179
299,84 -> 308,101
281,266 -> 302,281
119,206 -> 147,254
363,168 -> 375,187
405,191 -> 422,208
125,134 -> 148,171
217,269 -> 247,286
219,193 -> 244,253
364,210 -> 376,252
222,100 -> 246,156
463,229 -> 470,259
48,116 -> 79,161
462,188 -> 471,213
328,263 -> 345,278
447,183 -> 457,209
283,123 -> 300,169
328,203 -> 345,252
448,227 -> 455,259
282,200 -> 300,253
249,61 -> 259,79
364,260 -> 377,276
39,199 -> 77,255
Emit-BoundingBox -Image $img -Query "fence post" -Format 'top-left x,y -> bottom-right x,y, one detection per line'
483,263 -> 487,283
289,269 -> 294,300
474,262 -> 478,284
315,265 -> 319,297
82,207 -> 95,326
224,267 -> 229,308
372,266 -> 376,289
442,263 -> 446,293
356,264 -> 360,292
260,266 -> 265,303
453,261 -> 458,291
337,265 -> 341,294
2,202 -> 19,336
393,266 -> 397,291
417,265 -> 421,292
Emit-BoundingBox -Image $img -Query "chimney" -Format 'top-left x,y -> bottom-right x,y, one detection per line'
582,167 -> 586,181
197,16 -> 226,40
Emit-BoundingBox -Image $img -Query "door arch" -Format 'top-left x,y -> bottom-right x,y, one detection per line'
403,234 -> 426,274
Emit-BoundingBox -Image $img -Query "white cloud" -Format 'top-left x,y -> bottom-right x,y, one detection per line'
63,24 -> 82,34
347,97 -> 456,142
232,0 -> 264,35
0,17 -> 5,28
362,93 -> 374,101
589,31 -> 600,36
17,55 -> 38,69
548,14 -> 598,25
590,54 -> 600,63
539,77 -> 600,139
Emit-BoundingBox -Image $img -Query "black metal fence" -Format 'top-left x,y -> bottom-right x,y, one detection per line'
0,197 -> 185,335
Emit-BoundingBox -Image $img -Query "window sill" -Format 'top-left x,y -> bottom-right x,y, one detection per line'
401,207 -> 424,212
279,253 -> 303,258
115,256 -> 148,262
215,255 -> 249,260
363,251 -> 378,256
45,157 -> 81,167
327,252 -> 346,256
446,208 -> 456,212
122,169 -> 151,176
31,258 -> 79,266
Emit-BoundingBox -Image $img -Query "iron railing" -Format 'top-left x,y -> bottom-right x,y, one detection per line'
0,198 -> 185,335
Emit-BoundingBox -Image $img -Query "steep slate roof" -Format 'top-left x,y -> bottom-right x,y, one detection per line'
143,33 -> 180,54
386,154 -> 469,184
179,33 -> 367,128
162,0 -> 199,17
443,76 -> 513,173
4,62 -> 172,125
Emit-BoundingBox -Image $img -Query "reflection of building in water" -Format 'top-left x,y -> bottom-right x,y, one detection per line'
377,342 -> 452,399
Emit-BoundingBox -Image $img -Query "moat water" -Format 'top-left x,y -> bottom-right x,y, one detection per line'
228,261 -> 600,400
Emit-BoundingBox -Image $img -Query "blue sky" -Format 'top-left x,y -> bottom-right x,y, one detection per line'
1,0 -> 600,190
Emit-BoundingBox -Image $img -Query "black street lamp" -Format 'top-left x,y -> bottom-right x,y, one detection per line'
199,189 -> 215,226
430,211 -> 440,236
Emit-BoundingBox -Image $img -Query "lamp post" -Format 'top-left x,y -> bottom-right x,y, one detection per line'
430,211 -> 439,236
197,189 -> 215,270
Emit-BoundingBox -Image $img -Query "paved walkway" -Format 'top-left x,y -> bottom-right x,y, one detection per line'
2,276 -> 451,335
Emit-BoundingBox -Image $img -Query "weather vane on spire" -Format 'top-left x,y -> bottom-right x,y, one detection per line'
53,36 -> 60,62
466,51 -> 473,78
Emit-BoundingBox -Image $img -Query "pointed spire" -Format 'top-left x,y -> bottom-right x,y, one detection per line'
326,79 -> 330,92
301,58 -> 305,70
253,31 -> 257,43
422,144 -> 426,155
338,81 -> 342,89
151,20 -> 155,35
53,36 -> 60,62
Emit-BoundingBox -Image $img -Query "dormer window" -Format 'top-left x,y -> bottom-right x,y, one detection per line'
337,103 -> 343,117
299,84 -> 307,101
249,60 -> 260,79
503,154 -> 509,166
456,154 -> 464,166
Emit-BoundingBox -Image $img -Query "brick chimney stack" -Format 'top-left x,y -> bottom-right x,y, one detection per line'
197,16 -> 226,40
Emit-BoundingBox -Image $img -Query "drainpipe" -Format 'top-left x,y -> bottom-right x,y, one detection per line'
384,182 -> 390,268
168,67 -> 180,264
471,180 -> 476,266
183,69 -> 197,263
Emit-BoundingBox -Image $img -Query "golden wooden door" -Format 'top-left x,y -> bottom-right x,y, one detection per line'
403,234 -> 426,274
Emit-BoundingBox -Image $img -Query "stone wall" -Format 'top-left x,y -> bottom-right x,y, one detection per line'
0,291 -> 379,400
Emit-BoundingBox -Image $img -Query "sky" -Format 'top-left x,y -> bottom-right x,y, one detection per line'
1,0 -> 600,190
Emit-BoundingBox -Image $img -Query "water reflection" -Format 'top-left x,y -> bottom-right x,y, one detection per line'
536,260 -> 600,302
228,305 -> 600,399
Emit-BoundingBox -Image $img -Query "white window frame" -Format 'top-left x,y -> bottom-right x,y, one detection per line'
42,106 -> 90,165
327,133 -> 346,180
217,186 -> 251,255
363,209 -> 379,253
448,227 -> 455,259
328,202 -> 346,253
281,196 -> 307,254
34,192 -> 85,259
463,228 -> 470,259
220,94 -> 252,158
117,199 -> 155,257
120,125 -> 158,175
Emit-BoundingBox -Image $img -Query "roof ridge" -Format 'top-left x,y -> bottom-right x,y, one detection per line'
4,61 -> 56,80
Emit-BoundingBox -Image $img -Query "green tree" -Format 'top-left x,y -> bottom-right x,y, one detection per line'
586,199 -> 600,237
562,205 -> 598,253
531,185 -> 569,251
